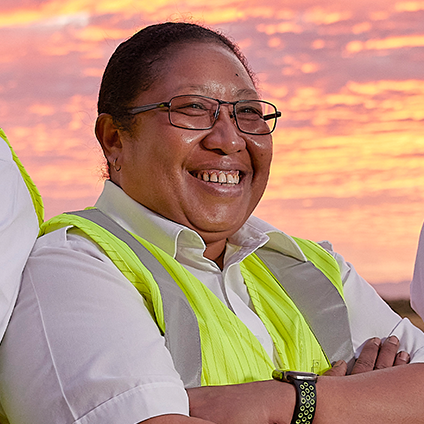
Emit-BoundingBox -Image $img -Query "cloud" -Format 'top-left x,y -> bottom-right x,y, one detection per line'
346,34 -> 424,53
1,0 -> 424,287
395,1 -> 424,12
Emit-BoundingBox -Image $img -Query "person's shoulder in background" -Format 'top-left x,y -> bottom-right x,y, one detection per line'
0,128 -> 43,340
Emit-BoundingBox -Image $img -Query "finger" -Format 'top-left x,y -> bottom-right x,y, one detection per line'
323,360 -> 348,377
374,336 -> 399,370
394,350 -> 410,366
351,337 -> 380,375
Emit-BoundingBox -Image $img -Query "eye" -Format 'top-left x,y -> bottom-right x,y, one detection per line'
173,101 -> 209,116
236,102 -> 264,120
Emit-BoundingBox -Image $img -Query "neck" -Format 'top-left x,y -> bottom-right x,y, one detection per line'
204,239 -> 227,270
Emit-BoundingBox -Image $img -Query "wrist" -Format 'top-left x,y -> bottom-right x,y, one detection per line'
272,370 -> 318,424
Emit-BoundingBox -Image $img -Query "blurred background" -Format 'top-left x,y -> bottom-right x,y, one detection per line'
1,0 -> 424,307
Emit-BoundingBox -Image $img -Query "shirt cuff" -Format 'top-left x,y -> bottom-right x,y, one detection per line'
75,381 -> 189,424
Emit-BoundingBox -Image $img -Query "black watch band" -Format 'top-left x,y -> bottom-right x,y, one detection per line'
272,370 -> 317,424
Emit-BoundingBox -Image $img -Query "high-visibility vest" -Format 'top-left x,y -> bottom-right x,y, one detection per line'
0,129 -> 44,226
41,209 -> 354,387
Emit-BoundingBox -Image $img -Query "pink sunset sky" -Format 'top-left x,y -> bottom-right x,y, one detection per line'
1,0 -> 424,297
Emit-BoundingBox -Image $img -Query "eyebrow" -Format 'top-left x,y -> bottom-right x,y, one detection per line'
177,85 -> 259,99
235,88 -> 259,98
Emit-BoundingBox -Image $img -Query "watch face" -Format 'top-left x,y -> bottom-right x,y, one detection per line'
283,371 -> 318,382
272,369 -> 318,382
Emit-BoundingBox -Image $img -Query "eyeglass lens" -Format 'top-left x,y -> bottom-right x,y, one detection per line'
168,96 -> 277,134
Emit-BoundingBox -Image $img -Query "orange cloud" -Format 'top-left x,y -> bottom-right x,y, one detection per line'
347,79 -> 424,95
0,1 -> 296,32
28,104 -> 56,116
312,39 -> 325,49
303,7 -> 351,25
395,1 -> 424,12
257,22 -> 303,35
346,34 -> 424,53
300,62 -> 320,74
352,21 -> 372,34
65,95 -> 97,132
74,26 -> 133,43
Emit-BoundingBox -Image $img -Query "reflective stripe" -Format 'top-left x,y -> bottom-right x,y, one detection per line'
255,248 -> 354,367
68,209 -> 202,388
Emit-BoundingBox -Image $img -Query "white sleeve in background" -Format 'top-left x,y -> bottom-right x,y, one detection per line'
0,228 -> 189,424
324,244 -> 424,363
0,138 -> 39,341
411,223 -> 424,319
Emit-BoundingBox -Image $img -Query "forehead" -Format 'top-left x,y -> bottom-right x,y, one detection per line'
147,42 -> 258,100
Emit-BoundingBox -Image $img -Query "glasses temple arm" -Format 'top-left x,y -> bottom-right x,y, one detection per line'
127,102 -> 169,116
263,111 -> 282,121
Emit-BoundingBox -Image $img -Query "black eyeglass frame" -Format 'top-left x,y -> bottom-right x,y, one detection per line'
125,94 -> 282,135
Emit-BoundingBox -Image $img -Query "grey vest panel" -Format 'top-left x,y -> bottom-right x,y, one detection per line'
255,247 -> 354,369
68,209 -> 202,388
67,209 -> 354,385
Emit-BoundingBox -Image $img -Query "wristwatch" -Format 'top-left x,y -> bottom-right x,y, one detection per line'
272,370 -> 318,424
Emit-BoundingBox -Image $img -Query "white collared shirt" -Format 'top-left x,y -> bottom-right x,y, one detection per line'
0,137 -> 39,341
1,180 -> 423,424
411,223 -> 424,318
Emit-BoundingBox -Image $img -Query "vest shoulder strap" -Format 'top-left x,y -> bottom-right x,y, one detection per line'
49,209 -> 203,388
255,243 -> 354,367
292,237 -> 344,299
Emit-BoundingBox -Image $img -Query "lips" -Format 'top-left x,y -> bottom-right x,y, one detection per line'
192,170 -> 240,185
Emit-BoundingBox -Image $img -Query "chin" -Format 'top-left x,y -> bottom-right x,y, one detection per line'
195,218 -> 246,238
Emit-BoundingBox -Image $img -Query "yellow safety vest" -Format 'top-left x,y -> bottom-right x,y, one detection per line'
41,209 -> 354,387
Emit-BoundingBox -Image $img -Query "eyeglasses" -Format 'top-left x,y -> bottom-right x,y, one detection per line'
126,94 -> 281,135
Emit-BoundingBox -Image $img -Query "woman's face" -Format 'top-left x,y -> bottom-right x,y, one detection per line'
116,42 -> 273,247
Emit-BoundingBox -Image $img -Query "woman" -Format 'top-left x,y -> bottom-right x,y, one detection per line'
0,22 -> 424,424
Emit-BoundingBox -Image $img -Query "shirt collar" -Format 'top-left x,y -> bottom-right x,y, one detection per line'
94,180 -> 307,262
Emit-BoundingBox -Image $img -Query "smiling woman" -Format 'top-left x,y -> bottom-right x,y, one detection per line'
96,40 -> 274,265
1,21 -> 424,424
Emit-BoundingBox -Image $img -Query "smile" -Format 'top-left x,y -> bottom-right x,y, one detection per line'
192,170 -> 240,185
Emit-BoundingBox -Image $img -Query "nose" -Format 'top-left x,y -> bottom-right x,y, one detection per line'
201,104 -> 246,155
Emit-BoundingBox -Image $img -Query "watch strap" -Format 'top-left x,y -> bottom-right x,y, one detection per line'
290,378 -> 316,424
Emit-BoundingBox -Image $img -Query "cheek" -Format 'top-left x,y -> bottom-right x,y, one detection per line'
251,140 -> 273,176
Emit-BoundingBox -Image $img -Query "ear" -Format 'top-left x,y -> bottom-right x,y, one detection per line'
95,113 -> 122,163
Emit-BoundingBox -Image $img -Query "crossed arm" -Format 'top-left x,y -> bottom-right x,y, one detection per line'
144,336 -> 422,424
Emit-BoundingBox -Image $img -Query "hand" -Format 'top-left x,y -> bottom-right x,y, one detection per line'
323,336 -> 410,377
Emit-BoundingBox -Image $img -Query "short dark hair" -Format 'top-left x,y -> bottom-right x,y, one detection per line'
97,22 -> 256,132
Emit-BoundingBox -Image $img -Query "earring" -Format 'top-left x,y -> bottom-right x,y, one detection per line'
112,158 -> 121,172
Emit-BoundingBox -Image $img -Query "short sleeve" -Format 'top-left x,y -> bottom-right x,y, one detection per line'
319,241 -> 424,363
0,228 -> 189,424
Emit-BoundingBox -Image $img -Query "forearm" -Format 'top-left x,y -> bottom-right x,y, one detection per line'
188,379 -> 296,424
187,363 -> 424,424
315,363 -> 424,424
185,339 -> 421,424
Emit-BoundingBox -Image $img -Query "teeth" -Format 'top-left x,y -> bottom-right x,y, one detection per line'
194,170 -> 240,185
